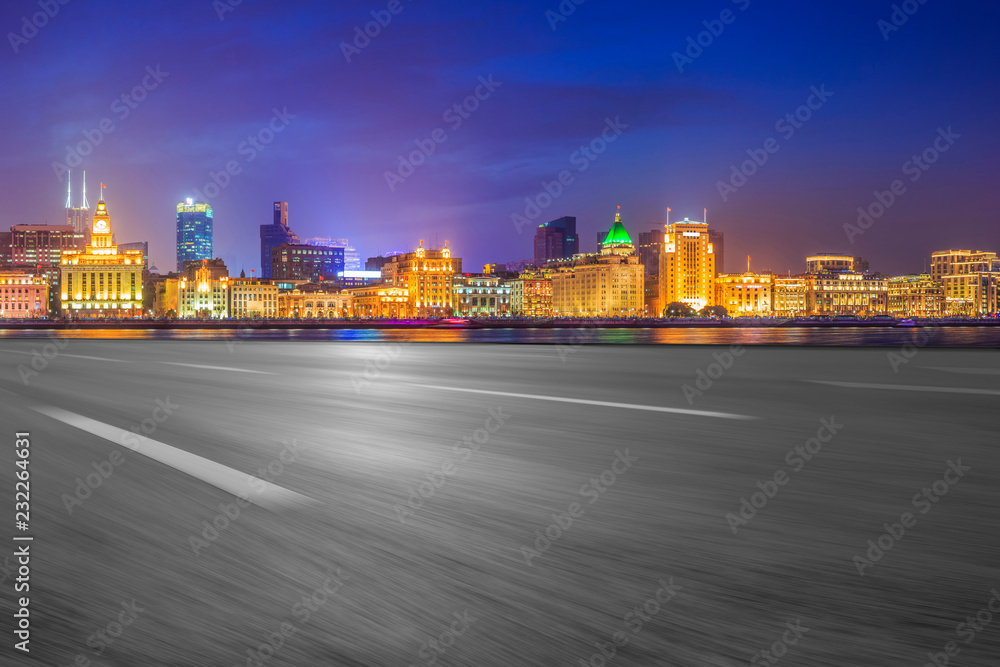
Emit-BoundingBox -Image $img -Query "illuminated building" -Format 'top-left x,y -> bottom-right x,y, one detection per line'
59,198 -> 145,318
930,250 -> 1000,315
805,272 -> 887,316
658,217 -> 716,313
178,259 -> 229,318
453,275 -> 511,317
806,254 -> 868,274
176,200 -> 213,272
636,228 -> 663,276
510,274 -> 552,317
382,241 -> 461,317
345,285 -> 410,318
551,210 -> 643,317
338,270 -> 383,287
307,237 -> 360,271
888,274 -> 944,318
65,170 -> 92,240
773,276 -> 807,317
10,223 -> 85,315
708,229 -> 725,274
534,216 -> 579,265
714,273 -> 774,316
278,286 -> 351,318
271,243 -> 344,283
0,271 -> 49,319
229,274 -> 279,318
260,201 -> 300,278
145,273 -> 180,318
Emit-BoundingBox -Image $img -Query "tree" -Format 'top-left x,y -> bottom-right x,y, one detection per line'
699,305 -> 728,318
664,302 -> 696,318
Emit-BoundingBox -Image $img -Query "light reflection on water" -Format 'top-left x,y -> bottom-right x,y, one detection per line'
0,326 -> 998,346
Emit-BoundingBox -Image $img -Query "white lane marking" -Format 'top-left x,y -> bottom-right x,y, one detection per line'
413,384 -> 757,420
922,367 -> 1000,375
157,361 -> 274,375
807,380 -> 1000,396
34,406 -> 315,510
0,349 -> 128,362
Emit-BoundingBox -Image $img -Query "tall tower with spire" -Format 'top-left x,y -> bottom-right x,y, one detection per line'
65,171 -> 92,240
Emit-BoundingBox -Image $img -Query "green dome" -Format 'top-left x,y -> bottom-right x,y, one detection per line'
602,209 -> 633,245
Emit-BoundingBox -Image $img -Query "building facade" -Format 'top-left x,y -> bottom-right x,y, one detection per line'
714,273 -> 774,316
888,274 -> 944,318
271,244 -> 345,283
658,218 -> 716,314
307,237 -> 360,271
176,200 -> 213,272
59,200 -> 145,318
534,216 -> 579,266
229,277 -> 279,318
178,259 -> 229,318
278,287 -> 351,318
259,201 -> 300,278
930,250 -> 1000,315
806,254 -> 868,274
453,275 -> 512,317
805,272 -> 887,316
773,276 -> 807,317
382,242 -> 461,317
510,276 -> 552,317
345,285 -> 410,318
0,271 -> 49,319
636,229 -> 663,277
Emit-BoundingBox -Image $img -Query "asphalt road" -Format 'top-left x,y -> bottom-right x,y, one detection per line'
0,341 -> 997,666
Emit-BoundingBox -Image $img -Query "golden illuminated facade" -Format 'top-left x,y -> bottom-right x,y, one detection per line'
453,275 -> 511,317
773,276 -> 807,317
510,275 -> 552,317
59,199 -> 144,317
805,272 -> 887,316
229,277 -> 279,318
278,288 -> 350,318
714,273 -> 774,316
0,271 -> 49,319
659,218 -> 716,313
887,274 -> 944,318
382,242 -> 461,317
930,250 -> 999,315
345,285 -> 410,318
179,260 -> 229,318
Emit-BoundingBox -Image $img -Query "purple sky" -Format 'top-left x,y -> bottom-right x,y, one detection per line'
2,0 -> 999,275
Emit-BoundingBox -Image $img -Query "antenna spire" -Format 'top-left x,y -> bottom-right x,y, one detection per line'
66,170 -> 72,209
82,171 -> 89,209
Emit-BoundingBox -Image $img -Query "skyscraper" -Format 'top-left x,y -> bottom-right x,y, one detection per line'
307,237 -> 360,271
533,216 -> 578,266
260,201 -> 300,278
658,217 -> 717,312
176,199 -> 213,272
65,171 -> 92,239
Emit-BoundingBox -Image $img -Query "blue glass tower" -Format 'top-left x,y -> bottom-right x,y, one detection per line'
176,200 -> 213,272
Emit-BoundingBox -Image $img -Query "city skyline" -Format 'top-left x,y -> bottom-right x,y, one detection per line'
2,1 -> 998,277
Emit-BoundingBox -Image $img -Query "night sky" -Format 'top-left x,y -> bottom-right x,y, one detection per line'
2,0 -> 998,276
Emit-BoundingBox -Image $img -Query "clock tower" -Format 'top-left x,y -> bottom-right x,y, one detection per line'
90,200 -> 113,251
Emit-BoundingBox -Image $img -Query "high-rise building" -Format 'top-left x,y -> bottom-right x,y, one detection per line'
930,249 -> 1000,316
551,211 -> 643,317
65,171 -> 92,240
12,224 -> 85,316
260,202 -> 300,278
658,218 -> 717,313
59,198 -> 145,318
708,229 -> 725,275
271,244 -> 345,283
637,228 -> 664,276
382,241 -> 461,317
176,200 -> 213,272
307,237 -> 360,272
533,216 -> 578,266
